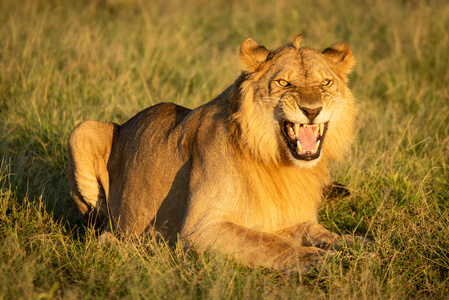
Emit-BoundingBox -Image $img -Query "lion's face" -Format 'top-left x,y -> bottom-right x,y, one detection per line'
236,36 -> 357,168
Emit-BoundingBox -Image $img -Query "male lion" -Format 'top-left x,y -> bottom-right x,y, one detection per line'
67,35 -> 359,271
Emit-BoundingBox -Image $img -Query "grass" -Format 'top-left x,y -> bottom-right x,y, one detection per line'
1,0 -> 448,298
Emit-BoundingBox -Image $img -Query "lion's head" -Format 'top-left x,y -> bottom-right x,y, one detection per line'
233,35 -> 357,168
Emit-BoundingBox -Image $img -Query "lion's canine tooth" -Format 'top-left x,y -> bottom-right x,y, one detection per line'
296,140 -> 303,153
287,126 -> 295,138
314,140 -> 321,152
319,123 -> 324,136
294,123 -> 300,138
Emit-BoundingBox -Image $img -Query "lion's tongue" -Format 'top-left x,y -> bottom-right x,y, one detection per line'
297,126 -> 316,150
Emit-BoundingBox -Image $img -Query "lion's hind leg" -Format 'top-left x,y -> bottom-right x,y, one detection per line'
67,120 -> 118,228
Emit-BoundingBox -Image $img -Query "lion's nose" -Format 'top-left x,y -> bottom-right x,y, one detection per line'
299,106 -> 322,121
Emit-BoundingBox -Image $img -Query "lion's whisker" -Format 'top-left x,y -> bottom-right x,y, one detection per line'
331,97 -> 345,103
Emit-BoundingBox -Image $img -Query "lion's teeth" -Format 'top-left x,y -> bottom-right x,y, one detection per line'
294,123 -> 300,138
319,123 -> 324,136
287,126 -> 295,139
314,140 -> 321,152
296,140 -> 303,153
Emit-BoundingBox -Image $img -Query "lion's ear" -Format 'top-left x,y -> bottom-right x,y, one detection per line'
240,38 -> 270,73
292,34 -> 302,49
322,42 -> 355,83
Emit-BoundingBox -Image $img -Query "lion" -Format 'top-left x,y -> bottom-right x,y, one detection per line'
67,35 -> 359,271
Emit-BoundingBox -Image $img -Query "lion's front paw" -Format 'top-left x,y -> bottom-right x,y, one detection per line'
307,232 -> 374,251
277,246 -> 334,273
306,231 -> 340,250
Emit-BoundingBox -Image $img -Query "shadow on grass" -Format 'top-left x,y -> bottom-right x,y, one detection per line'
0,144 -> 90,242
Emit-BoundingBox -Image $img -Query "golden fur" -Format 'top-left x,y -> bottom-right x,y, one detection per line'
67,36 -> 358,271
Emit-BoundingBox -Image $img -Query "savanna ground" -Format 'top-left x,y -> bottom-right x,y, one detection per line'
1,0 -> 448,298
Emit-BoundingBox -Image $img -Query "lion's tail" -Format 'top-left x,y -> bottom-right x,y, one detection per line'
67,120 -> 118,228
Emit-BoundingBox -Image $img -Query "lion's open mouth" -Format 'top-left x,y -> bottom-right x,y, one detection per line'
281,120 -> 328,161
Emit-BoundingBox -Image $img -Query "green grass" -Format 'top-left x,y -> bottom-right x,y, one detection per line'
1,0 -> 448,298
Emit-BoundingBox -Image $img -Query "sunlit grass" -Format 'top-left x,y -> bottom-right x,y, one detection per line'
0,0 -> 448,298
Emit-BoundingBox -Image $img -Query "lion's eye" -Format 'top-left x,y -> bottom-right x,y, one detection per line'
321,79 -> 333,87
276,80 -> 290,87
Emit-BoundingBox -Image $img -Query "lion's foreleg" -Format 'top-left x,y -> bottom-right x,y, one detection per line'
199,221 -> 332,271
